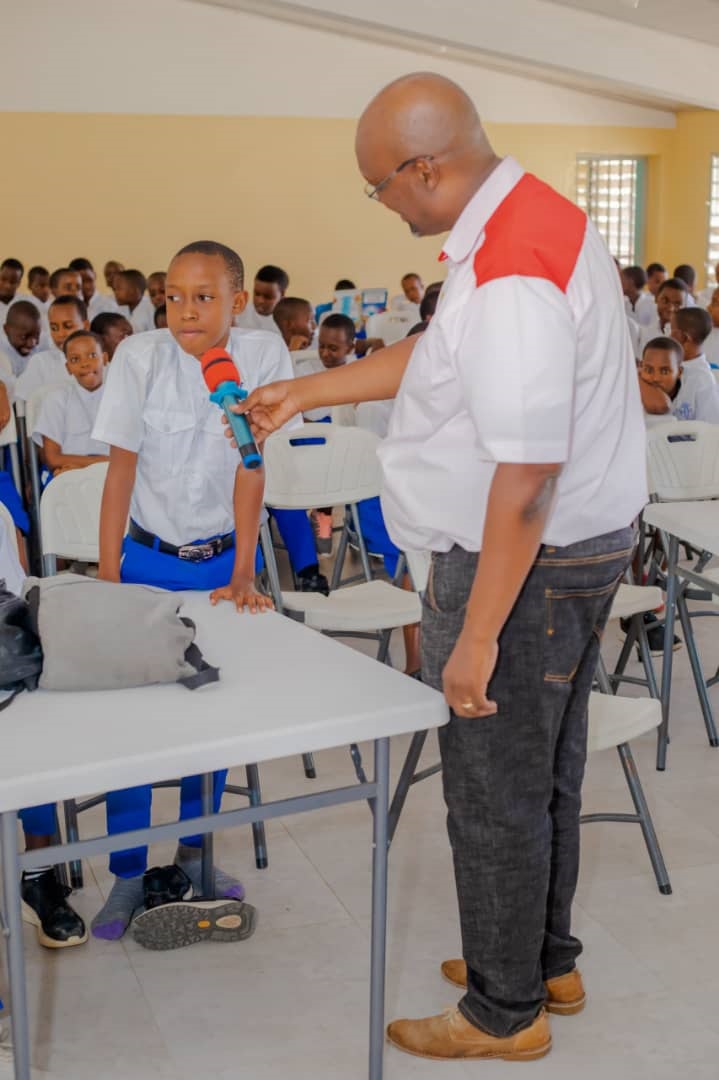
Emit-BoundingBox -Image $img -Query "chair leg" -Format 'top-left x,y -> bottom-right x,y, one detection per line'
301,753 -> 316,780
376,628 -> 393,665
259,522 -> 284,613
51,809 -> 68,890
330,515 -> 350,591
617,743 -> 671,895
636,621 -> 660,699
63,799 -> 84,890
245,763 -> 268,870
676,589 -> 719,748
595,654 -> 613,694
387,730 -> 429,847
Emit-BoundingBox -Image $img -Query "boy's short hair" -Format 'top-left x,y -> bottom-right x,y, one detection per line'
173,241 -> 244,290
147,270 -> 166,281
273,297 -> 312,327
674,306 -> 712,345
28,265 -> 49,284
657,277 -> 689,297
673,264 -> 696,289
321,313 -> 355,342
49,294 -> 88,321
68,257 -> 94,273
642,337 -> 683,365
62,329 -> 104,356
401,272 -> 422,283
6,300 -> 40,325
1,258 -> 24,276
117,268 -> 147,294
49,267 -> 72,291
420,287 -> 441,321
334,279 -> 356,291
154,303 -> 167,327
91,311 -> 130,335
623,265 -> 647,289
256,265 -> 289,293
646,262 -> 666,276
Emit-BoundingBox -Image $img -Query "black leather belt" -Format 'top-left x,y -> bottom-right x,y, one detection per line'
129,520 -> 234,562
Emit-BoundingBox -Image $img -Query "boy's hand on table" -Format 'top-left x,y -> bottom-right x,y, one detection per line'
210,576 -> 274,613
223,380 -> 301,444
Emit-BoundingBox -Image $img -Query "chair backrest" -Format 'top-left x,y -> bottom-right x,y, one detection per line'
40,461 -> 108,560
263,423 -> 381,509
646,420 -> 719,501
404,550 -> 430,593
0,410 -> 18,448
365,310 -> 415,346
25,384 -> 60,437
291,349 -> 323,378
330,403 -> 356,427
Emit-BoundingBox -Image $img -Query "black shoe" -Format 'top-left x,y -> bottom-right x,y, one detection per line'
21,869 -> 87,949
296,565 -> 330,596
142,864 -> 193,911
620,612 -> 681,658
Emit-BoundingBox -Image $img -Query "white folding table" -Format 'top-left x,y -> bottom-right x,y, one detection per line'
0,594 -> 448,1080
643,501 -> 719,769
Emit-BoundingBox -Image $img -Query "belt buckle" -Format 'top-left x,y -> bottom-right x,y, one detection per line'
178,542 -> 214,562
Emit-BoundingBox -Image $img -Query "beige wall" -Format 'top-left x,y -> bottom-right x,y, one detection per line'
0,112 -> 675,302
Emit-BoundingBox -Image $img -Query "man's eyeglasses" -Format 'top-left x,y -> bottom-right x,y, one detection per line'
363,155 -> 435,201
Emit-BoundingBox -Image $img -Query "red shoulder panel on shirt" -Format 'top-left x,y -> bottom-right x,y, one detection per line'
473,174 -> 587,294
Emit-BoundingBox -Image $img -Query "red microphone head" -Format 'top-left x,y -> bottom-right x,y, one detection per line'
201,348 -> 242,393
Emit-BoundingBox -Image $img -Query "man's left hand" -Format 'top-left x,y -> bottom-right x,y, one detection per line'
442,631 -> 499,717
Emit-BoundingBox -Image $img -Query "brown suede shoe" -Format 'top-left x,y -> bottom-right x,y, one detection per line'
441,959 -> 586,1016
386,1006 -> 551,1061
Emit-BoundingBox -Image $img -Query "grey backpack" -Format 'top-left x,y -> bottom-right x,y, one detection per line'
23,575 -> 219,692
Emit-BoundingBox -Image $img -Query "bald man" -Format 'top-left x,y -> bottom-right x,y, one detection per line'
234,73 -> 646,1062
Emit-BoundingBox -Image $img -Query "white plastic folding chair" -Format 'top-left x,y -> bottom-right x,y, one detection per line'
365,309 -> 415,346
0,410 -> 22,494
21,385 -> 62,557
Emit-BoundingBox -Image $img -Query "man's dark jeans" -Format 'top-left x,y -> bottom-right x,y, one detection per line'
421,527 -> 635,1037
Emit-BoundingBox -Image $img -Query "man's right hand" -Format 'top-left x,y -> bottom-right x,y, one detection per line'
224,379 -> 301,444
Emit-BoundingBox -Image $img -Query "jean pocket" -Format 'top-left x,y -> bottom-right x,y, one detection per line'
543,572 -> 623,683
423,552 -> 475,616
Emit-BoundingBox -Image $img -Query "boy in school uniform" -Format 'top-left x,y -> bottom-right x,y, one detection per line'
90,311 -> 133,361
0,259 -> 25,324
154,303 -> 167,329
49,267 -> 83,302
234,264 -> 287,334
674,263 -> 699,305
0,300 -> 42,376
639,335 -> 719,424
32,330 -> 109,476
273,296 -> 317,352
621,265 -> 655,327
147,270 -> 166,311
103,260 -> 125,291
27,266 -> 51,309
646,261 -> 667,298
705,287 -> 719,368
69,257 -> 118,322
639,277 -> 688,354
90,240 -> 283,945
16,296 -> 89,402
112,269 -> 155,332
668,306 -> 719,420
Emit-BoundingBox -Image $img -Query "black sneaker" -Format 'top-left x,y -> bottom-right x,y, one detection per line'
142,864 -> 193,911
296,565 -> 330,596
620,612 -> 681,658
21,869 -> 88,949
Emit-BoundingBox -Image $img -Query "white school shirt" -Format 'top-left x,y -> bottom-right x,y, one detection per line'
87,291 -> 119,323
0,352 -> 15,403
704,327 -> 719,367
624,291 -> 655,328
0,517 -> 25,596
671,355 -> 719,424
0,328 -> 35,378
379,156 -> 647,553
639,316 -> 672,356
626,315 -> 641,361
233,303 -> 281,335
32,380 -> 109,455
119,294 -> 156,334
15,346 -> 70,402
93,328 -> 295,547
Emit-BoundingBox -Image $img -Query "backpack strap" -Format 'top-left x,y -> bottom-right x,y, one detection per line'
178,619 -> 220,690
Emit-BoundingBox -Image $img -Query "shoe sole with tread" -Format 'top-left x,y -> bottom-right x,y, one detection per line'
131,898 -> 257,950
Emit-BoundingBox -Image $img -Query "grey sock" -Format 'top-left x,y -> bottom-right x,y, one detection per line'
91,876 -> 145,941
175,844 -> 245,900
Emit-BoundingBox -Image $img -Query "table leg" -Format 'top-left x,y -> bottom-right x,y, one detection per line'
657,535 -> 678,771
369,737 -> 390,1080
1,811 -> 31,1080
200,774 -> 214,898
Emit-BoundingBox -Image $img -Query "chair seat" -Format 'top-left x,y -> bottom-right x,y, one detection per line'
281,580 -> 422,632
694,566 -> 719,603
609,584 -> 663,621
587,692 -> 661,753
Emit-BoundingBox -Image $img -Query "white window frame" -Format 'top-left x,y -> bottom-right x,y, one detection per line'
576,155 -> 646,265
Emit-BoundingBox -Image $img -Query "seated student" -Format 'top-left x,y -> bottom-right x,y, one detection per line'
699,262 -> 719,307
147,270 -> 166,311
639,335 -> 719,424
0,349 -> 28,558
90,311 -> 133,360
273,296 -> 317,352
16,296 -> 89,402
0,300 -> 42,376
69,257 -> 118,321
112,268 -> 155,332
639,276 -> 689,353
103,259 -> 125,291
32,330 -> 109,477
153,302 -> 167,329
706,287 -> 719,367
673,263 -> 698,305
90,240 -> 312,944
668,306 -> 719,421
621,265 -> 655,327
646,261 -> 667,299
235,264 -> 287,334
27,265 -> 51,309
408,281 -> 442,335
400,272 -> 424,307
49,266 -> 83,302
0,258 -> 24,323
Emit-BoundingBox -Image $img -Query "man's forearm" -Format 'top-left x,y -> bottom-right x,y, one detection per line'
293,334 -> 418,412
462,462 -> 562,643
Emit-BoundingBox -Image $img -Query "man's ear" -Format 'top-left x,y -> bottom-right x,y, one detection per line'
232,289 -> 248,316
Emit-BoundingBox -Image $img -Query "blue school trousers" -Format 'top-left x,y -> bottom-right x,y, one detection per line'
356,497 -> 400,578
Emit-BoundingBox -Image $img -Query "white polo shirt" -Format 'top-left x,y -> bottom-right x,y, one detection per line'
672,354 -> 719,423
625,291 -> 655,328
15,346 -> 70,402
234,303 -> 281,335
704,327 -> 719,367
32,380 -> 109,455
379,156 -> 647,553
87,291 -> 119,323
119,294 -> 156,334
93,327 -> 295,546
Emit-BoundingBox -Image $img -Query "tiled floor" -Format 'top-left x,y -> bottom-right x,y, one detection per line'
3,565 -> 719,1078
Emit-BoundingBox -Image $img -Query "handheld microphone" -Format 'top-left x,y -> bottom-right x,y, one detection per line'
201,348 -> 262,470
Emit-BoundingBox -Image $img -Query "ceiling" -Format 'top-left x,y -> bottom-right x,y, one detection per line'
549,0 -> 719,48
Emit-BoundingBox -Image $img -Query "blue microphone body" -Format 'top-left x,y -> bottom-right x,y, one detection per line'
209,380 -> 262,470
